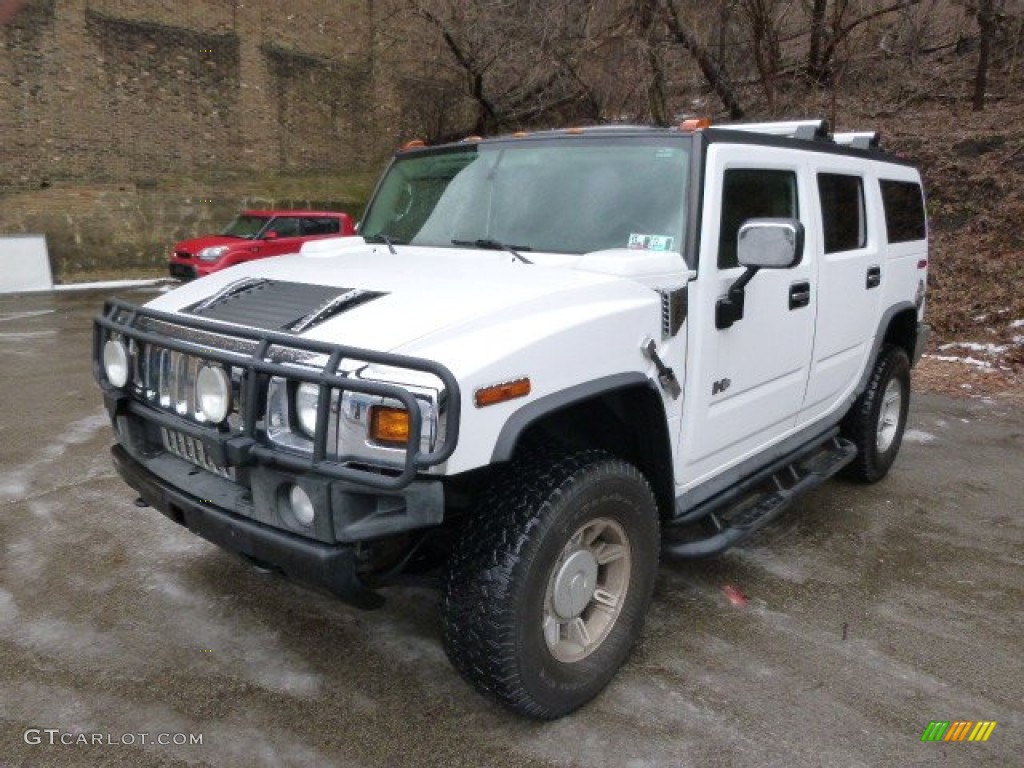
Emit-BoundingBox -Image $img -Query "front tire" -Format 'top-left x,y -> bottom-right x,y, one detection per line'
841,344 -> 911,483
442,449 -> 660,719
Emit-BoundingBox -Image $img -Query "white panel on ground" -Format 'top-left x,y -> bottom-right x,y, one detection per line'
0,235 -> 54,294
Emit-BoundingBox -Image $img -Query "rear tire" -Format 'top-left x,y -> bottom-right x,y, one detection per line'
841,344 -> 911,483
442,448 -> 660,719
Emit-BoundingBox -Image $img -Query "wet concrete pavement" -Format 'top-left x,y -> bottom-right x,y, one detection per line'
1,288 -> 1022,767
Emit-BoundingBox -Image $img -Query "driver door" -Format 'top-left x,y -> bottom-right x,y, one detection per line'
676,147 -> 818,489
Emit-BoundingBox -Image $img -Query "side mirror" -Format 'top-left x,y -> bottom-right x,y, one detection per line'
264,230 -> 279,240
716,218 -> 804,330
737,218 -> 804,269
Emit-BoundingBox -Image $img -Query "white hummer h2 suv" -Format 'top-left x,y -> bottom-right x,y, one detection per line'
95,119 -> 929,719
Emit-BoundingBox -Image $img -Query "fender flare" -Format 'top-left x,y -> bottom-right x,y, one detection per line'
490,372 -> 660,463
855,301 -> 918,396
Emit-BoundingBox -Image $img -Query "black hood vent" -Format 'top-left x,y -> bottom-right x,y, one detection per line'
187,279 -> 386,332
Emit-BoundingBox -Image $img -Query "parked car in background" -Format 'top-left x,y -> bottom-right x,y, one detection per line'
168,210 -> 357,279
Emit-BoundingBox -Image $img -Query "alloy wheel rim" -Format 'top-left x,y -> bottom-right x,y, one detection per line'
876,378 -> 903,453
542,517 -> 631,663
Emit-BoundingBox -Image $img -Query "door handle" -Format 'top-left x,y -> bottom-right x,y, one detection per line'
866,265 -> 881,289
789,281 -> 811,310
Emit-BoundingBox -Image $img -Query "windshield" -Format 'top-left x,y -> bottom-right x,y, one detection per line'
360,139 -> 689,255
221,215 -> 270,239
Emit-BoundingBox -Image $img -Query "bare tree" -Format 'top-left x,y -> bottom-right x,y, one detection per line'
805,0 -> 925,85
649,0 -> 746,118
400,0 -> 608,136
972,0 -> 997,109
740,0 -> 788,111
629,0 -> 670,123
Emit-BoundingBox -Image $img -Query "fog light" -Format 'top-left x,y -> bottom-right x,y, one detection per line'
103,339 -> 130,388
196,364 -> 231,424
295,382 -> 320,437
289,484 -> 316,526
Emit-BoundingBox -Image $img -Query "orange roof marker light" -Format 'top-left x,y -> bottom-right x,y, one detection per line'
462,135 -> 483,142
512,131 -> 530,138
565,127 -> 586,135
400,139 -> 426,151
679,118 -> 712,132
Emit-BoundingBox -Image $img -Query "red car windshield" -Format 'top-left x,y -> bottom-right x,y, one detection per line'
221,215 -> 270,239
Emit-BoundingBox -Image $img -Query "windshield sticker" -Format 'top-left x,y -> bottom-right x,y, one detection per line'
629,234 -> 675,251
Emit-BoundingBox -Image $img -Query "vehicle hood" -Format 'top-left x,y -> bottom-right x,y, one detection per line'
145,242 -> 662,358
173,234 -> 249,253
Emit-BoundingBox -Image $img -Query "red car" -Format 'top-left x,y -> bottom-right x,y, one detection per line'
168,210 -> 356,279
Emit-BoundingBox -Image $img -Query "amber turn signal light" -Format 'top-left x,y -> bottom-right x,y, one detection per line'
474,378 -> 531,408
369,405 -> 411,445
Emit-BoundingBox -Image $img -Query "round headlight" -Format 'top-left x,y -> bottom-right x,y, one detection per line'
195,364 -> 231,423
289,484 -> 315,526
102,339 -> 130,388
295,382 -> 320,436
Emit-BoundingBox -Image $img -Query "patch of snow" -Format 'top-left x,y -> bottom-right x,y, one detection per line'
1014,335 -> 1024,345
0,309 -> 55,323
904,429 -> 938,444
0,476 -> 27,501
0,330 -> 57,340
53,278 -> 168,292
38,410 -> 108,464
1011,319 -> 1024,329
924,354 -> 994,370
937,342 -> 1008,355
0,588 -> 19,622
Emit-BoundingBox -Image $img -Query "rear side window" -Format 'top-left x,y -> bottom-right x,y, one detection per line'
303,217 -> 341,235
818,173 -> 866,253
719,169 -> 798,268
880,180 -> 926,243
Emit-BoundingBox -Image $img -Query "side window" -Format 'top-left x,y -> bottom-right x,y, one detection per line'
880,180 -> 926,243
270,217 -> 302,237
719,169 -> 798,269
818,173 -> 866,253
302,217 -> 341,235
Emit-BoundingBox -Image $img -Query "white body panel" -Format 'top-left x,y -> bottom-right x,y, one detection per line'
797,157 -> 883,426
147,242 -> 680,476
675,146 -> 818,490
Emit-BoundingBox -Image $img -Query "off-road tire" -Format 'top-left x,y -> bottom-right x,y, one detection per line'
442,448 -> 660,719
841,344 -> 911,483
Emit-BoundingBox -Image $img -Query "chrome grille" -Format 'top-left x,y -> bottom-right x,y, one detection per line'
160,427 -> 235,480
130,342 -> 244,428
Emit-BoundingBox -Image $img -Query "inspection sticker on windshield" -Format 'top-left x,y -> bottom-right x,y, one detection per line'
629,234 -> 674,251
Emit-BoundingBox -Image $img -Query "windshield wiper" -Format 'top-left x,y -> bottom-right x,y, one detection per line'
451,238 -> 533,264
363,233 -> 404,255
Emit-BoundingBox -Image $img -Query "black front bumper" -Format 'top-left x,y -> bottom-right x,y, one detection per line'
168,262 -> 197,280
112,444 -> 384,609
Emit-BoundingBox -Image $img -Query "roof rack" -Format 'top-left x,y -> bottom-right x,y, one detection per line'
719,119 -> 883,150
832,131 -> 881,150
723,119 -> 830,141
